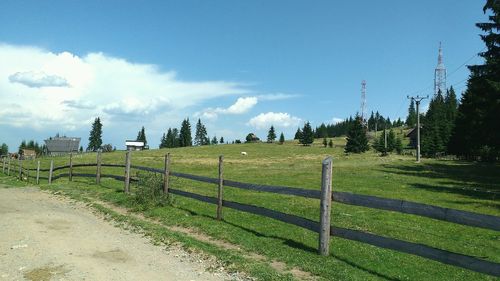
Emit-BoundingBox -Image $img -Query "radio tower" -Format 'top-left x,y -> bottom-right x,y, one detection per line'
434,42 -> 447,96
360,80 -> 367,127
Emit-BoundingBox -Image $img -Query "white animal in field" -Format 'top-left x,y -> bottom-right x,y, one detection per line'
241,151 -> 247,156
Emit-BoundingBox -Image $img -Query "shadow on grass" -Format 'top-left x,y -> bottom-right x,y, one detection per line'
176,206 -> 400,280
382,161 -> 500,201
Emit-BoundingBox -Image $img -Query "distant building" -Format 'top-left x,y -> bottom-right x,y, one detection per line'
125,140 -> 145,151
44,136 -> 81,156
21,149 -> 36,160
406,128 -> 417,149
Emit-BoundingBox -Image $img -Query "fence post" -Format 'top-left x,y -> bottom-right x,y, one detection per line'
163,153 -> 170,195
18,159 -> 22,180
2,158 -> 5,174
36,161 -> 40,184
124,151 -> 131,193
217,155 -> 224,221
319,156 -> 333,256
96,150 -> 102,184
26,164 -> 29,183
48,160 -> 54,184
7,158 -> 10,175
69,153 -> 73,181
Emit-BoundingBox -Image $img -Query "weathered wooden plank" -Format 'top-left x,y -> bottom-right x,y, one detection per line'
169,189 -> 218,204
52,165 -> 71,172
171,172 -> 219,184
223,179 -> 322,199
163,153 -> 170,195
217,155 -> 224,221
169,188 -> 319,232
69,153 -> 73,181
319,156 -> 333,256
131,165 -> 163,173
36,161 -> 40,184
48,160 -> 53,184
331,226 -> 500,277
124,151 -> 131,193
96,150 -> 102,184
333,191 -> 500,231
18,159 -> 22,180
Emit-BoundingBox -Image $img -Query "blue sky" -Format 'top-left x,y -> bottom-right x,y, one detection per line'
0,1 -> 489,151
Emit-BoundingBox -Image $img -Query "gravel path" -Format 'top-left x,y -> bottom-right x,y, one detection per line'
0,186 -> 235,281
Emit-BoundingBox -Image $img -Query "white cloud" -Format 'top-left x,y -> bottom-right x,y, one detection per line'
257,93 -> 299,101
0,43 -> 250,130
247,112 -> 301,130
9,71 -> 69,88
197,97 -> 257,120
332,117 -> 344,124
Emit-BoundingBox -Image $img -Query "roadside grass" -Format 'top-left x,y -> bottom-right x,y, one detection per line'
4,139 -> 500,280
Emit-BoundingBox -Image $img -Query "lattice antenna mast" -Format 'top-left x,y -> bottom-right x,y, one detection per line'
434,42 -> 447,96
360,80 -> 367,127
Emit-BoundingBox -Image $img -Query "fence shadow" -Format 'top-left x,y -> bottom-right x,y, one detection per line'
175,205 -> 317,254
382,161 -> 500,201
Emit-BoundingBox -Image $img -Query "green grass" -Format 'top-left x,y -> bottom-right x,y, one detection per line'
3,138 -> 499,280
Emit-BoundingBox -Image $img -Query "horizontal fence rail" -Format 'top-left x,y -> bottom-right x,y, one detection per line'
1,156 -> 499,277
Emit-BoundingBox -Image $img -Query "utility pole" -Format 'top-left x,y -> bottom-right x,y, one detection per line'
407,95 -> 429,162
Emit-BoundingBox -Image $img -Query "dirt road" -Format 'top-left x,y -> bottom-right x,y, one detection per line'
0,186 -> 237,281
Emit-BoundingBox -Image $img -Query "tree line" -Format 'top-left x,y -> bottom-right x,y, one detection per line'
159,118 -> 225,148
406,1 -> 498,161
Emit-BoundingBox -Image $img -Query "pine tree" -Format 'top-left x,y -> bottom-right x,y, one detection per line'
194,119 -> 209,146
328,139 -> 333,148
322,137 -> 328,148
345,116 -> 369,153
395,137 -> 403,154
279,132 -> 285,145
171,128 -> 180,148
406,99 -> 417,127
87,117 -> 103,152
179,118 -> 192,147
267,125 -> 277,143
422,90 -> 447,156
300,122 -> 314,146
211,136 -> 218,145
368,111 -> 375,131
219,137 -> 224,144
450,1 -> 499,161
136,126 -> 147,145
0,143 -> 7,156
294,127 -> 302,140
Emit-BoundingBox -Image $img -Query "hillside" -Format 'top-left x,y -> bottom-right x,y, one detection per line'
5,138 -> 500,280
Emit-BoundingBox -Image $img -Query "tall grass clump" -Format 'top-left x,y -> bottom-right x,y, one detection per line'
133,172 -> 171,209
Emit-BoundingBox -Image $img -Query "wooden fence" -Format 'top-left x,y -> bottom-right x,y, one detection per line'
1,154 -> 499,277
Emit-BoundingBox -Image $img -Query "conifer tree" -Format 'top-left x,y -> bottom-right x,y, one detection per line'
267,125 -> 277,143
219,137 -> 224,144
279,132 -> 285,144
211,136 -> 218,145
294,127 -> 302,140
328,139 -> 333,148
300,122 -> 314,146
87,117 -> 103,152
406,99 -> 417,127
450,1 -> 499,161
322,137 -> 328,148
1,143 -> 8,156
194,119 -> 209,146
345,116 -> 369,153
136,126 -> 147,145
179,118 -> 192,147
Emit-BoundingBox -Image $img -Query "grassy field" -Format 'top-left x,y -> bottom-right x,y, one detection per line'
4,138 -> 499,280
